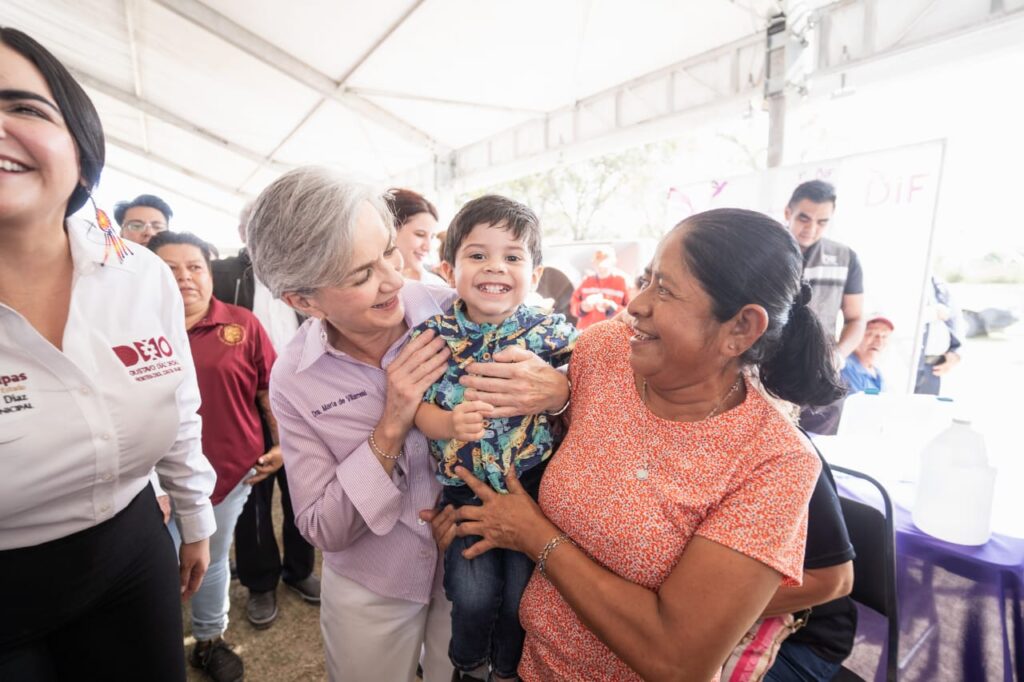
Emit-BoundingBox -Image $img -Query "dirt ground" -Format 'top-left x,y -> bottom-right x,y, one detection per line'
182,499 -> 327,682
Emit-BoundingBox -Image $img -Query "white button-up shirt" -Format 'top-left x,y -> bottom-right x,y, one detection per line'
0,219 -> 216,550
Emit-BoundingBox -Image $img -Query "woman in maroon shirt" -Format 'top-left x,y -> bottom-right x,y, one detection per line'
151,231 -> 280,682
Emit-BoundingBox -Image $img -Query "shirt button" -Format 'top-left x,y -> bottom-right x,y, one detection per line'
100,433 -> 112,441
420,550 -> 432,558
99,504 -> 111,513
79,387 -> 91,396
101,473 -> 113,482
417,518 -> 427,526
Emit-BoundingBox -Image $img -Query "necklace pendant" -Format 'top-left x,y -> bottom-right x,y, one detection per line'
635,467 -> 649,481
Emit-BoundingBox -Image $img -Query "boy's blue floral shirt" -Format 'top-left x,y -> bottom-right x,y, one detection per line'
412,299 -> 577,493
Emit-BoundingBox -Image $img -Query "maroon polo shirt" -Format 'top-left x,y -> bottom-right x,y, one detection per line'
188,297 -> 276,505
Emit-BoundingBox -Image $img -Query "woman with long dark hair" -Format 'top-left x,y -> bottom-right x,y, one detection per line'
0,28 -> 215,681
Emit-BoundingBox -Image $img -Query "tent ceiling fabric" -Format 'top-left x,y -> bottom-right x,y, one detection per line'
2,0 -> 781,203
4,0 -> 1017,211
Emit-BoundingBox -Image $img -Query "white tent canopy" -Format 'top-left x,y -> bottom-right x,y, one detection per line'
5,0 -> 1022,240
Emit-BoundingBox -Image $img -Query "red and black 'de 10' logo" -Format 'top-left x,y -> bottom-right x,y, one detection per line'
112,337 -> 175,367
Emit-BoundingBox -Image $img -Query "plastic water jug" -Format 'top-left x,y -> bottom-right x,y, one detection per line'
912,419 -> 996,545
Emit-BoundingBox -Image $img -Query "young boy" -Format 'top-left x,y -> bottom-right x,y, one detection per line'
413,195 -> 577,682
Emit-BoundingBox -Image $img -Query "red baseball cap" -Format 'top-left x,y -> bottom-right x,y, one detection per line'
866,314 -> 895,331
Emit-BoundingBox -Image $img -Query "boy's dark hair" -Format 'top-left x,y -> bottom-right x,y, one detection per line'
148,231 -> 213,269
441,195 -> 542,266
0,28 -> 105,217
787,180 -> 837,210
114,194 -> 174,226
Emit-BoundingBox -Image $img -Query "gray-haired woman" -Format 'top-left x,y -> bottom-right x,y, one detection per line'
246,167 -> 570,682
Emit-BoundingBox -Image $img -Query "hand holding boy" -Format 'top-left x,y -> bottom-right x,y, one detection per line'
460,346 -> 570,418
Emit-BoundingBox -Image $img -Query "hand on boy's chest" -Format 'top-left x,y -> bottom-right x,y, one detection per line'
444,330 -> 527,369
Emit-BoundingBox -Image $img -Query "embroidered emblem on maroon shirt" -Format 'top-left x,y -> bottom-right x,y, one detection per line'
218,323 -> 246,346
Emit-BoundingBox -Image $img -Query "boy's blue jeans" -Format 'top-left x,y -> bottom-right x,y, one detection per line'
441,463 -> 546,678
444,530 -> 535,679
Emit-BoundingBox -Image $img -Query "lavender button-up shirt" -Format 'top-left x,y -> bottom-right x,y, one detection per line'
269,280 -> 456,604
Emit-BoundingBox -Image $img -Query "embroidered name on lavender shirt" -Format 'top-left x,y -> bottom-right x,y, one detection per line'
310,390 -> 368,418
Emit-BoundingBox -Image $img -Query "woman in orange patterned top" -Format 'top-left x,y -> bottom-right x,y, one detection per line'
437,208 -> 845,681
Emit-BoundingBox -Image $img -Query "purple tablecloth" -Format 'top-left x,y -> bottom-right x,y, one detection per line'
836,475 -> 1024,681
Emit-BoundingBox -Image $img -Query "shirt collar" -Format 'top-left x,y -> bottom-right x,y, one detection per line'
67,216 -> 138,274
190,297 -> 232,331
294,281 -> 454,373
449,299 -> 546,341
401,279 -> 451,328
801,240 -> 818,265
295,318 -> 328,373
296,315 -> 408,373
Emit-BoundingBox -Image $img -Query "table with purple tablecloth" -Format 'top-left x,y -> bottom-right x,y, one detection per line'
835,473 -> 1024,681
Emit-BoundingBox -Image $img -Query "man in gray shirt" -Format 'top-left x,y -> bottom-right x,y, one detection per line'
786,180 -> 865,434
785,180 -> 865,357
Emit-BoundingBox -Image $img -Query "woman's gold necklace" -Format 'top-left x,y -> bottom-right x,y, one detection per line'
635,376 -> 742,481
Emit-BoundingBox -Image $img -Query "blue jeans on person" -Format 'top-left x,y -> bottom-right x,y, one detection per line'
168,477 -> 251,641
444,532 -> 535,679
764,640 -> 843,682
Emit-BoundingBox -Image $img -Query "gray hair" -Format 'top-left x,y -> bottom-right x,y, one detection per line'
247,167 -> 393,298
238,199 -> 255,227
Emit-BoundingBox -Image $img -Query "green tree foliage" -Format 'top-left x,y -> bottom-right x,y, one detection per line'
460,141 -> 679,242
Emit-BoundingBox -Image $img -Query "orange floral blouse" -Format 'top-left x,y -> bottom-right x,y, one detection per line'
517,320 -> 820,681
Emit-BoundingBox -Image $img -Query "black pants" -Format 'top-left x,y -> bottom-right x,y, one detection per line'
233,466 -> 314,593
0,485 -> 185,681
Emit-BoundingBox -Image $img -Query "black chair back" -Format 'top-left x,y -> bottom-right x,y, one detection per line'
840,497 -> 889,616
831,465 -> 900,682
